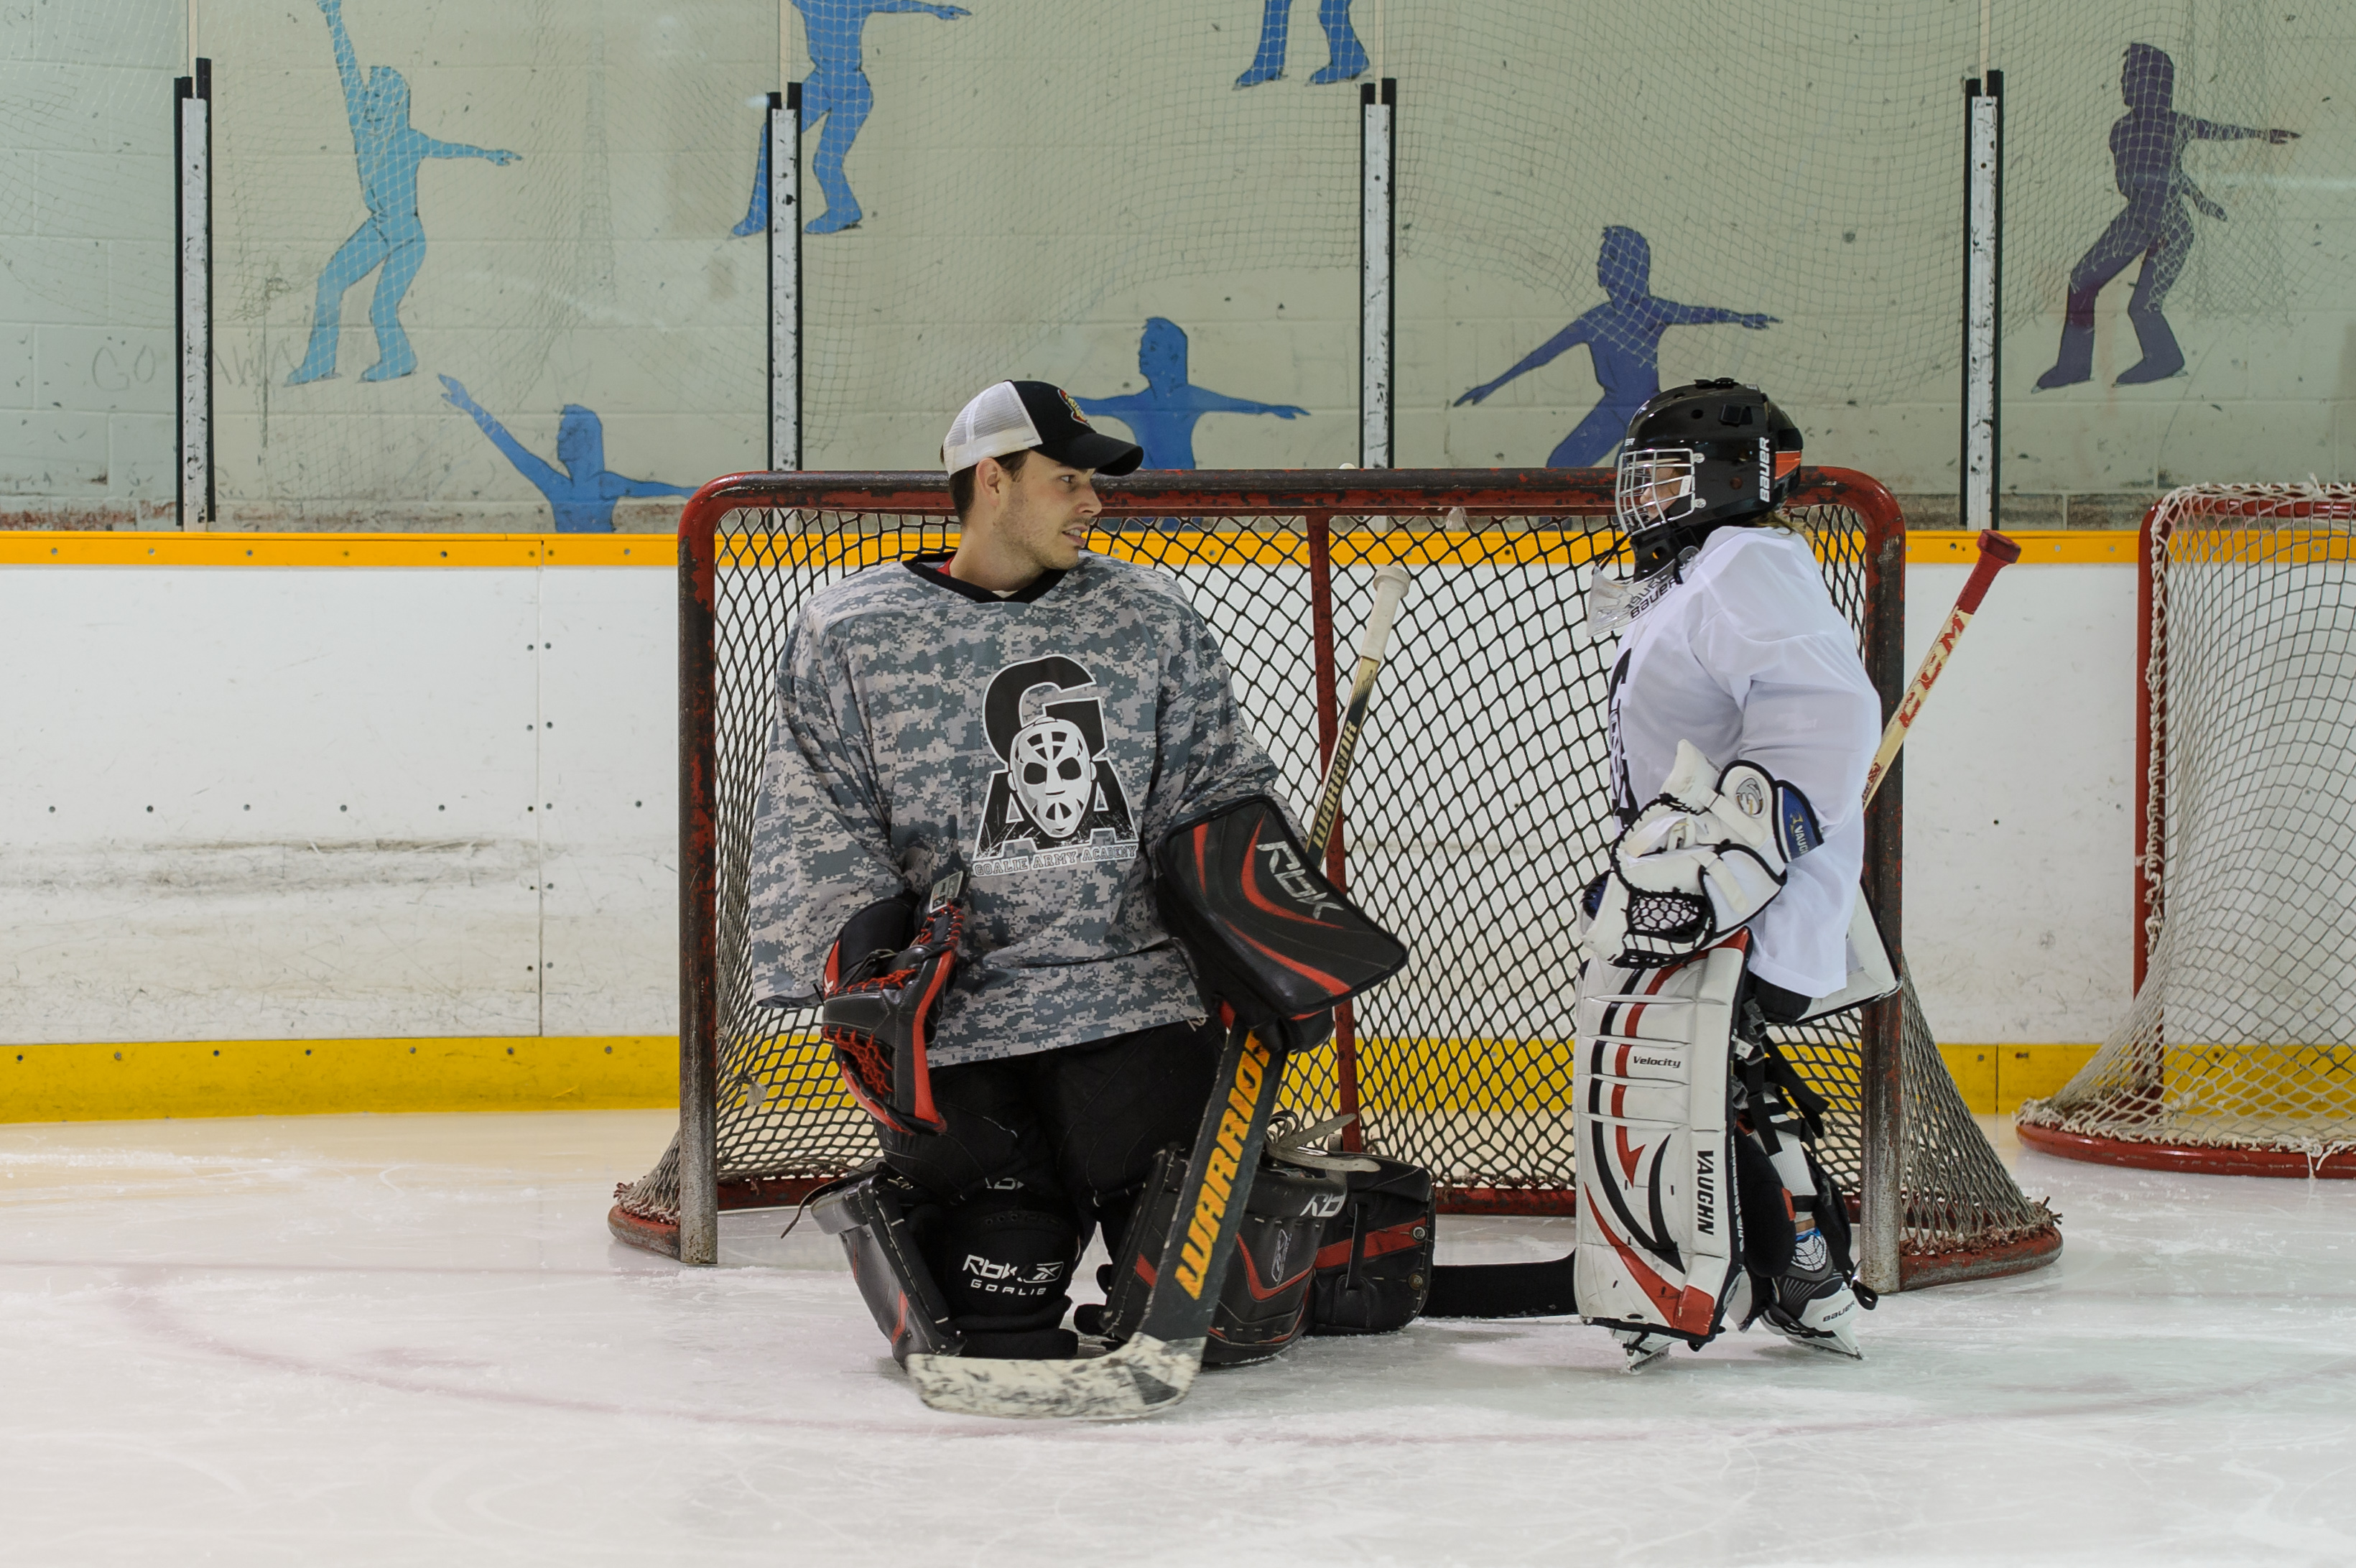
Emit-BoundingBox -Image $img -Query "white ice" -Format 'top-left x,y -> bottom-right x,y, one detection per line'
5,1110 -> 2355,1567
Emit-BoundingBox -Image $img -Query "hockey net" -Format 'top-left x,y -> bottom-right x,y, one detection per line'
2021,484 -> 2356,1177
614,470 -> 2059,1286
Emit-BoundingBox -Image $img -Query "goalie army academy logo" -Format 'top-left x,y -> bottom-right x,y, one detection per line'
971,655 -> 1140,878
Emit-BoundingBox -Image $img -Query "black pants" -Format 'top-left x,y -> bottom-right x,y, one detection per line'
877,1018 -> 1220,1247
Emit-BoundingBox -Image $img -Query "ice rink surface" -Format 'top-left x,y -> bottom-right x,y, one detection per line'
4,1110 -> 2353,1567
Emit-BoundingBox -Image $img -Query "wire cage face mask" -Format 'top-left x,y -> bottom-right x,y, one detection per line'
1613,445 -> 1702,532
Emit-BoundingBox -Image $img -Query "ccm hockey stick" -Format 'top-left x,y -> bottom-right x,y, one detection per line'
1862,527 -> 2021,805
1424,527 -> 2021,1320
905,559 -> 1416,1419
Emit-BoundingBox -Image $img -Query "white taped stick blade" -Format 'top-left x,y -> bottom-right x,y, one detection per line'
903,1334 -> 1207,1421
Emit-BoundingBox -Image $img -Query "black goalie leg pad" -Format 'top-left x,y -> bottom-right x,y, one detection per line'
810,1163 -> 961,1367
932,1184 -> 1082,1360
1209,1160 -> 1347,1366
1800,1152 -> 1871,1307
1077,1148 -> 1177,1345
1080,1145 -> 1345,1368
1307,1156 -> 1436,1336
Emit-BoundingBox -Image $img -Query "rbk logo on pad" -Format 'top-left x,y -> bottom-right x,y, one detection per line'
1256,837 -> 1345,920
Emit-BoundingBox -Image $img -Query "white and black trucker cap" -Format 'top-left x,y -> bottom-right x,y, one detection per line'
942,380 -> 1143,477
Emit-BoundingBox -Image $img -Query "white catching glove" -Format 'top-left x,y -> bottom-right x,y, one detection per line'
1578,740 -> 1824,970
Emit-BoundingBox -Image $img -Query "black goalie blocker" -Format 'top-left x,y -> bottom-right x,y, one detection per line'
820,872 -> 966,1137
1155,795 -> 1407,1049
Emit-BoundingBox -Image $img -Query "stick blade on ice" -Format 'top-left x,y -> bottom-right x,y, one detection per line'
904,1334 -> 1205,1420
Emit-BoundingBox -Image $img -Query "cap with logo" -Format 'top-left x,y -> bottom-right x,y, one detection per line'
942,380 -> 1144,477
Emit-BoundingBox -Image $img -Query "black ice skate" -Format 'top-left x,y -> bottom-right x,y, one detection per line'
1761,1227 -> 1863,1360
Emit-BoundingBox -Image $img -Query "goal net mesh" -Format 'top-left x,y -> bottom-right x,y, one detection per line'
2021,484 -> 2356,1167
615,474 -> 2057,1279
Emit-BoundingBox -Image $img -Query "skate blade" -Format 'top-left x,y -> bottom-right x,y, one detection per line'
1771,1322 -> 1863,1360
1622,1342 -> 1675,1372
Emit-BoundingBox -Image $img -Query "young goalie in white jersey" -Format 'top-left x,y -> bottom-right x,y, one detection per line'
1572,379 -> 1886,1366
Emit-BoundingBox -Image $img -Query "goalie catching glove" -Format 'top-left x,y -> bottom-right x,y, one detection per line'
820,872 -> 966,1137
1581,740 -> 1824,970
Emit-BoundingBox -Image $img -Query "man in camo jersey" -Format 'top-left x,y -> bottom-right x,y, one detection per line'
746,380 -> 1292,1360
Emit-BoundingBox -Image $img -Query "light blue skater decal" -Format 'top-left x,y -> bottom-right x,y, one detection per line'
733,122 -> 771,237
287,0 -> 521,385
441,377 -> 695,534
735,0 -> 970,237
1075,318 -> 1308,470
1455,227 -> 1776,468
1233,0 -> 1366,87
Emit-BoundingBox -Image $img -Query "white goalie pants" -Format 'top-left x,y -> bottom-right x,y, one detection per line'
1571,936 -> 1748,1342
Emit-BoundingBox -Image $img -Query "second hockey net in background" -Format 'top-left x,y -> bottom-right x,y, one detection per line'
2023,484 -> 2356,1176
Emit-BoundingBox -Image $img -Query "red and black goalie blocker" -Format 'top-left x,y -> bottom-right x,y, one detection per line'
1155,795 -> 1406,1049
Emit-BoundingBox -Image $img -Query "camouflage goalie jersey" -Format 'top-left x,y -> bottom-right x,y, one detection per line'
746,550 -> 1289,1066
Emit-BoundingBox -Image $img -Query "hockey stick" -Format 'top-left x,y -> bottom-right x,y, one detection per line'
1862,527 -> 2021,805
1424,527 -> 2022,1321
904,560 -> 1416,1418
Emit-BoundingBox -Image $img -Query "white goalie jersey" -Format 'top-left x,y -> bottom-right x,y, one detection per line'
1601,523 -> 1882,998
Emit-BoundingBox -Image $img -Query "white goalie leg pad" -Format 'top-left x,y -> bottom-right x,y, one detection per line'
1572,937 -> 1748,1346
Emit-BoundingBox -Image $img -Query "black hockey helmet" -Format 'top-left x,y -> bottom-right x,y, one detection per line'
1613,380 -> 1803,574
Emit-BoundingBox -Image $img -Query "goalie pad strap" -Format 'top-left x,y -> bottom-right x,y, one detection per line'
1572,937 -> 1748,1345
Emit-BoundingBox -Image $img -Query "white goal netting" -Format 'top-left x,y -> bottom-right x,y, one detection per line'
2021,483 -> 2356,1171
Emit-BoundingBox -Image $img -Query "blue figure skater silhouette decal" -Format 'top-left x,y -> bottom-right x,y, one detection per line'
440,377 -> 695,534
1233,0 -> 1366,87
287,0 -> 520,385
1455,226 -> 1776,468
1075,319 -> 1308,469
2035,43 -> 2298,390
734,0 -> 969,237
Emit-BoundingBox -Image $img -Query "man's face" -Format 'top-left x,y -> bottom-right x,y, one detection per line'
983,455 -> 1101,572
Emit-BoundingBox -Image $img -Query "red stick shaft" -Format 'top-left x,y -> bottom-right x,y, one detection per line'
1861,529 -> 2021,807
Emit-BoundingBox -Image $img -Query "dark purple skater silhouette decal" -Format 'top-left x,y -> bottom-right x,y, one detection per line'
2036,43 -> 2297,391
1455,227 -> 1774,468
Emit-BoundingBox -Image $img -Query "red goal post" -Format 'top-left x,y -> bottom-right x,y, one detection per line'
616,468 -> 2060,1291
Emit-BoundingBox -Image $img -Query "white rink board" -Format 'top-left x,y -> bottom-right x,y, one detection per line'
4,556 -> 2130,1046
0,564 -> 673,1044
1900,564 -> 2138,1045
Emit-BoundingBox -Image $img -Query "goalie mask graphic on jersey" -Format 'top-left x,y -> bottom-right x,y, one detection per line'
973,655 -> 1139,877
1008,717 -> 1094,836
